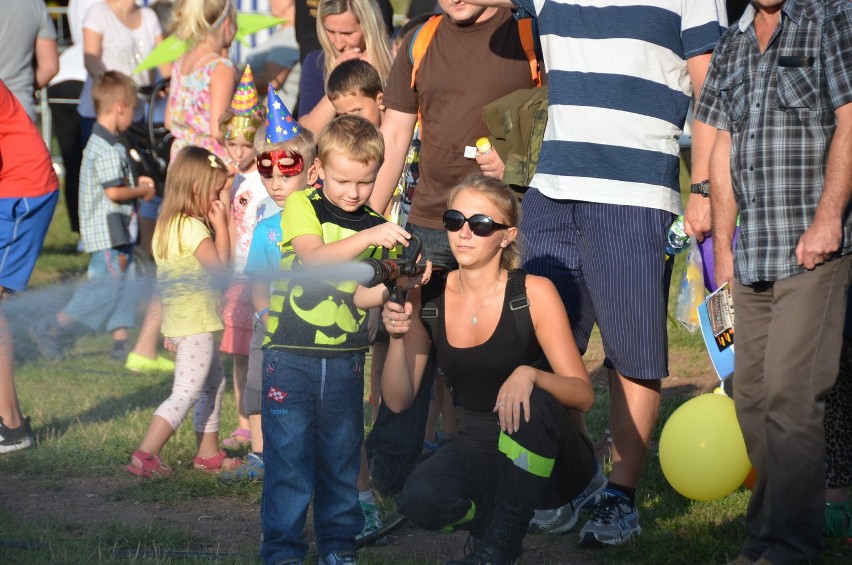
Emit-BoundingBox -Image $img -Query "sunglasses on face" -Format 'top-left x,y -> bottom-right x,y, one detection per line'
257,149 -> 304,179
442,209 -> 509,237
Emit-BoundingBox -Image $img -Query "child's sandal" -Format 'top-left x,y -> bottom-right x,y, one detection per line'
222,428 -> 251,448
193,449 -> 242,473
126,449 -> 173,478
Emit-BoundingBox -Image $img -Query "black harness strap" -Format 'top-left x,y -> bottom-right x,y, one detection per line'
420,270 -> 533,350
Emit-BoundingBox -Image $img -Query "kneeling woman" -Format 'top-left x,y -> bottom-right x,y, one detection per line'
379,175 -> 596,563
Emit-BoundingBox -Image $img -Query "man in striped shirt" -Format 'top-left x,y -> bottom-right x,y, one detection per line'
696,1 -> 852,562
464,0 -> 727,547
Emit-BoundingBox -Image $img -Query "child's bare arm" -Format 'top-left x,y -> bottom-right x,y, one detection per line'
228,201 -> 238,257
194,201 -> 231,276
291,222 -> 411,265
104,176 -> 156,203
251,281 -> 270,315
194,209 -> 231,282
354,285 -> 390,310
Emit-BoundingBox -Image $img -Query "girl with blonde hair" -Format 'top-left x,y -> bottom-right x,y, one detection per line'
126,146 -> 240,477
165,0 -> 238,161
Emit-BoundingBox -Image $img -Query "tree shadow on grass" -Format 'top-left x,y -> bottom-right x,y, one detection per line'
35,377 -> 174,441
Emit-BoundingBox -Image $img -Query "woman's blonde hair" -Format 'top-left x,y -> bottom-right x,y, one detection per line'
170,0 -> 236,45
447,174 -> 523,271
154,146 -> 229,259
316,0 -> 392,84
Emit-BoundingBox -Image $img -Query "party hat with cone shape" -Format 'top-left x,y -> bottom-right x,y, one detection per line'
231,64 -> 262,116
266,83 -> 301,143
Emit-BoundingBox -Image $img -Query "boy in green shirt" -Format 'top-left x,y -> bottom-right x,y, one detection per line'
260,115 -> 410,565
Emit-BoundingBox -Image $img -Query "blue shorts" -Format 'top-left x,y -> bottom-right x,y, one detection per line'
0,191 -> 59,292
520,189 -> 674,380
138,194 -> 162,221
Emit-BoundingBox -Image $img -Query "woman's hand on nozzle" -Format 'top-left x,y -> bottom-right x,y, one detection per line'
383,300 -> 413,338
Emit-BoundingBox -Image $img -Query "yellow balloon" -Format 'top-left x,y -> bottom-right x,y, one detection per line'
659,393 -> 751,501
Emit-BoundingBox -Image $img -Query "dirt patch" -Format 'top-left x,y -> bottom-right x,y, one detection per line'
0,473 -> 599,563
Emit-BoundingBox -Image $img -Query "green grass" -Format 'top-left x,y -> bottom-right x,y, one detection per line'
2,182 -> 849,564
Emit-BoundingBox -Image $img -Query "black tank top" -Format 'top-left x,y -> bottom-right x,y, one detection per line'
431,270 -> 542,413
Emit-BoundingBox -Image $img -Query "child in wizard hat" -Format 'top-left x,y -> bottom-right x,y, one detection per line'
218,64 -> 272,450
217,85 -> 319,484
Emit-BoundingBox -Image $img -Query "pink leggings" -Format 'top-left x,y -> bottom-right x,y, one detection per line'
154,333 -> 226,433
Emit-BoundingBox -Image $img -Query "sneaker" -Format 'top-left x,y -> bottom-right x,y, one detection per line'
125,352 -> 176,374
29,319 -> 64,361
0,416 -> 35,454
319,550 -> 357,564
578,490 -> 641,547
529,463 -> 607,534
111,341 -> 130,362
356,500 -> 384,544
217,453 -> 264,483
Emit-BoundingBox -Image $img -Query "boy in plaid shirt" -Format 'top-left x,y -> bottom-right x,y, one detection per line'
32,71 -> 155,361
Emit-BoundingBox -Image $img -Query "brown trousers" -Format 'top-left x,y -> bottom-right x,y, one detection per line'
734,254 -> 851,563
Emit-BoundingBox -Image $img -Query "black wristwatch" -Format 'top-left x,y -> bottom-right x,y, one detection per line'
690,179 -> 710,197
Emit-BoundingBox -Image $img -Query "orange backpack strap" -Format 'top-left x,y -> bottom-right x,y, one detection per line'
518,18 -> 542,87
409,15 -> 443,88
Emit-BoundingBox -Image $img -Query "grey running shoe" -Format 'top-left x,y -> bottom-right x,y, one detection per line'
578,490 -> 641,546
529,463 -> 607,534
0,416 -> 35,454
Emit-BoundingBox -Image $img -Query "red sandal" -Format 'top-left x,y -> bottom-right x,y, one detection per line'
193,450 -> 242,473
126,449 -> 173,478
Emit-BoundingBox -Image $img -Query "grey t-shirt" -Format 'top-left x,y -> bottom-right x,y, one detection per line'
0,0 -> 57,120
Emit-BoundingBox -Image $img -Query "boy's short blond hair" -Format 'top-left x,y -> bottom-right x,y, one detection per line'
253,123 -> 317,163
316,115 -> 384,167
91,71 -> 137,116
326,60 -> 383,102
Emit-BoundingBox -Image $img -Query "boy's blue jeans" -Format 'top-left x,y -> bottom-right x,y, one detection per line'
62,246 -> 136,332
260,348 -> 365,563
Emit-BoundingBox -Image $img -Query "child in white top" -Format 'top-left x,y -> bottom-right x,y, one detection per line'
217,97 -> 319,483
218,65 -> 269,448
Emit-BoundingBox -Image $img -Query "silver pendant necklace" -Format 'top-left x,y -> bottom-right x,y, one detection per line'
457,270 -> 503,326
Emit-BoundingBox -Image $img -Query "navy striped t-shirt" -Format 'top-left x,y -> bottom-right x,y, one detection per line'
512,0 -> 726,213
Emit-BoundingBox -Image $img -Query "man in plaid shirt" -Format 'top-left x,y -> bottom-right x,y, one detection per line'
695,1 -> 852,562
31,72 -> 155,362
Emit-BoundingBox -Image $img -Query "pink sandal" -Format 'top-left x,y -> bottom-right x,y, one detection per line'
193,450 -> 242,473
126,449 -> 173,478
222,428 -> 251,448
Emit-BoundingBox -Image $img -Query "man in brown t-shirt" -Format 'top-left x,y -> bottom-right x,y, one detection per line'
370,0 -> 537,269
365,0 -> 538,496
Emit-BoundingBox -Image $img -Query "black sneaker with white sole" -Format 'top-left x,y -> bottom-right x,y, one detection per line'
0,416 -> 35,454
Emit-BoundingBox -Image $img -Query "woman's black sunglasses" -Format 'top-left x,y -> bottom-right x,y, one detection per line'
442,209 -> 509,237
